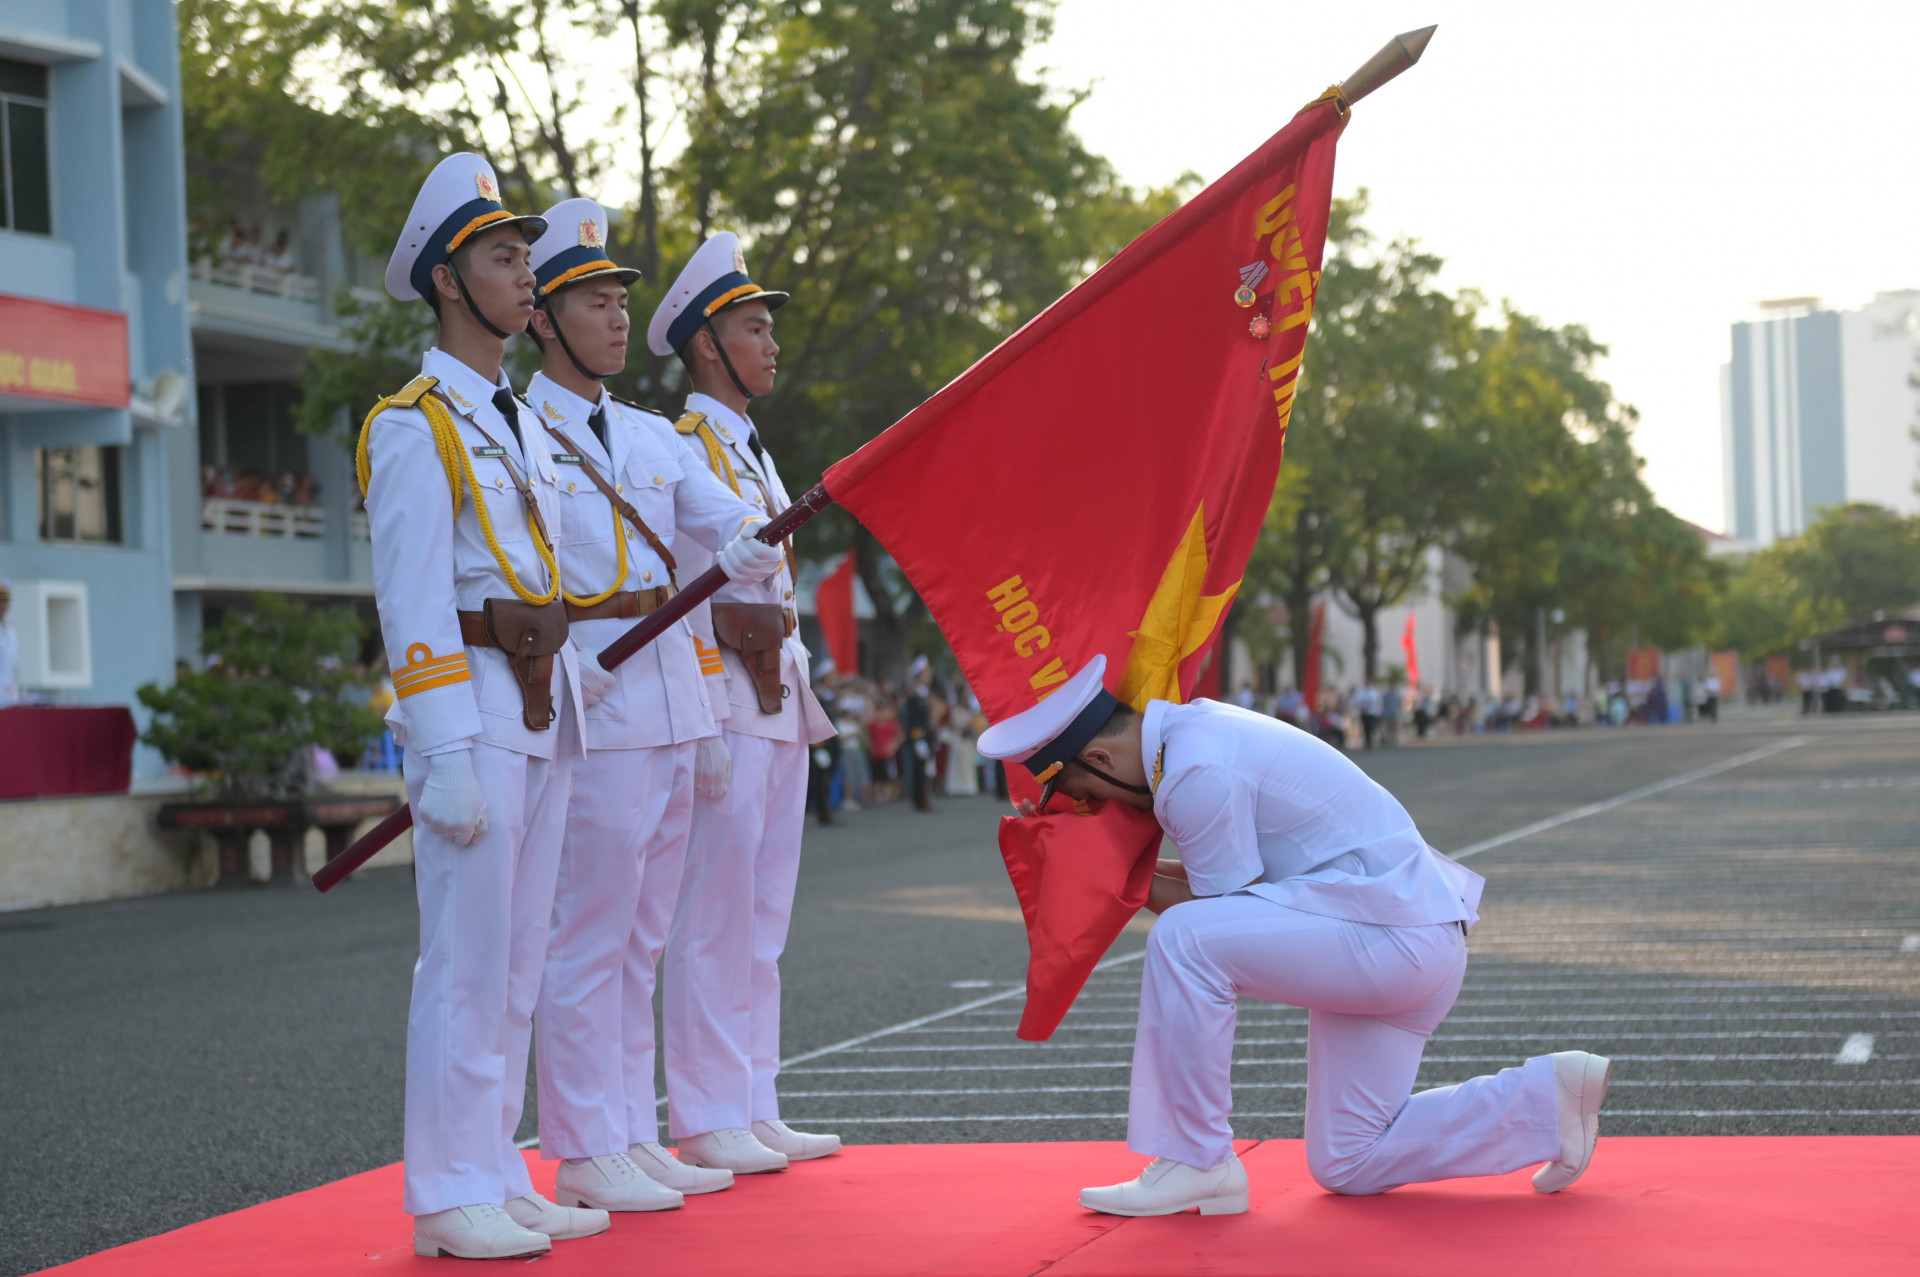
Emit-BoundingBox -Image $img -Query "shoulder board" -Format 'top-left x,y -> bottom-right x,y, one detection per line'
609,393 -> 673,422
673,411 -> 709,436
386,375 -> 439,409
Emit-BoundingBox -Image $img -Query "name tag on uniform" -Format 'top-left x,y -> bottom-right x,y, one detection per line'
552,453 -> 585,465
471,445 -> 507,458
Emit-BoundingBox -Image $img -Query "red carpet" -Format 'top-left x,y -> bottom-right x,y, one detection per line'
40,1138 -> 1918,1276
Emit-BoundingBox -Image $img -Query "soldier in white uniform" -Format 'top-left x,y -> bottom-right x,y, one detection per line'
364,153 -> 606,1259
518,199 -> 783,1211
978,656 -> 1613,1217
647,233 -> 839,1172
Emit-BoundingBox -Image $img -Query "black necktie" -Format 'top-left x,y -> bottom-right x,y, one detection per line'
491,388 -> 519,427
588,403 -> 609,451
746,427 -> 765,463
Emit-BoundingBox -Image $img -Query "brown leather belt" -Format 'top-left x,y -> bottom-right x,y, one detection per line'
564,586 -> 673,623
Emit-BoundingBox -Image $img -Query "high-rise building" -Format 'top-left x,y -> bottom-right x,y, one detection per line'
1721,292 -> 1920,548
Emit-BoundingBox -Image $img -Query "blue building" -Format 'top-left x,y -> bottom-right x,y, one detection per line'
0,0 -> 192,778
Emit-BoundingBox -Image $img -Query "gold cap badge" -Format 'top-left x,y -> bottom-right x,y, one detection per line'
579,219 -> 602,248
732,246 -> 748,274
475,172 -> 500,202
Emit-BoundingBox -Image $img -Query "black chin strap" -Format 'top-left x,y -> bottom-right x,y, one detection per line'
447,259 -> 512,341
702,318 -> 757,400
1068,757 -> 1154,796
538,296 -> 618,383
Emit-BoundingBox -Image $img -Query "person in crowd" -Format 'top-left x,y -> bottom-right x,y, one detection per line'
1355,680 -> 1384,749
1698,671 -> 1721,723
0,579 -> 18,708
943,681 -> 983,796
901,657 -> 935,812
263,229 -> 297,273
1381,682 -> 1403,747
867,689 -> 901,803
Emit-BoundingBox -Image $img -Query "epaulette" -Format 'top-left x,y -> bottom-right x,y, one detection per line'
610,393 -> 675,422
673,410 -> 709,435
387,374 -> 440,409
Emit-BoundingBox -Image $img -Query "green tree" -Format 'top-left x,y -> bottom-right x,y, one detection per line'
138,594 -> 383,799
1712,504 -> 1920,658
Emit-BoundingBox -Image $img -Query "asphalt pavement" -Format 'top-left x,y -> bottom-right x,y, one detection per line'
3,707 -> 1916,1274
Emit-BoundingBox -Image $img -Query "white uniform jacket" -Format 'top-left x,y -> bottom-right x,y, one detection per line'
1143,699 -> 1483,927
525,372 -> 766,750
671,393 -> 833,745
364,348 -> 585,760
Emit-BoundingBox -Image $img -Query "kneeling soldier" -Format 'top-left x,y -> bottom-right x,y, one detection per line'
367,154 -> 603,1259
979,657 -> 1613,1216
520,199 -> 784,1210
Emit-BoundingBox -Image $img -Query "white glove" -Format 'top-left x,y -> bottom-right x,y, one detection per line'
417,749 -> 488,847
717,520 -> 785,583
576,645 -> 614,708
694,734 -> 732,799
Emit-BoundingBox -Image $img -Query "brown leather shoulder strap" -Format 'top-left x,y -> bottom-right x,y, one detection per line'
430,389 -> 559,557
546,423 -> 678,586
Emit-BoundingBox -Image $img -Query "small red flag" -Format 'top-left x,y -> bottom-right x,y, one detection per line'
825,102 -> 1342,1038
814,552 -> 859,674
1400,613 -> 1420,688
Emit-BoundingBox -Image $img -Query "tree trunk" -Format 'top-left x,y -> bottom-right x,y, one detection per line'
1359,603 -> 1379,683
624,0 -> 660,280
1286,582 -> 1315,692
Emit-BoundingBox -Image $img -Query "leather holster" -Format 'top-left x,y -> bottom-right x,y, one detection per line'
710,601 -> 788,714
459,597 -> 570,730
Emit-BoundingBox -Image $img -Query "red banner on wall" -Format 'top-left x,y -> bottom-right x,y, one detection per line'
0,292 -> 130,408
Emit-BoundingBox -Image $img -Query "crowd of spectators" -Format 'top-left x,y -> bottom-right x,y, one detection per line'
806,656 -> 998,823
201,464 -> 320,508
212,219 -> 298,273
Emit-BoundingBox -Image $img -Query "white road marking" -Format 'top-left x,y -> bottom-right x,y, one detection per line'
1447,737 -> 1811,860
1901,935 -> 1920,954
775,949 -> 1147,1070
947,980 -> 996,988
1836,1033 -> 1877,1065
781,1079 -> 1920,1100
788,1109 -> 1920,1125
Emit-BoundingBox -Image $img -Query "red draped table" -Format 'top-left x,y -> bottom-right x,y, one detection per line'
0,705 -> 138,800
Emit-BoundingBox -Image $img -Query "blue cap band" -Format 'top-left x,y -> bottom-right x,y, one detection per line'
1023,687 -> 1121,778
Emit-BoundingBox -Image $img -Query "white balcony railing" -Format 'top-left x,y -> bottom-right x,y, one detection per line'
203,498 -> 327,539
191,257 -> 323,303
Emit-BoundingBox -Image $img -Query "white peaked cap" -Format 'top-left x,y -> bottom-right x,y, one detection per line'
976,655 -> 1125,811
647,230 -> 789,357
385,153 -> 547,302
528,197 -> 640,296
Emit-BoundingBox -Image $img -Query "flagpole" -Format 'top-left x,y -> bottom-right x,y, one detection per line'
1334,25 -> 1437,108
312,484 -> 839,892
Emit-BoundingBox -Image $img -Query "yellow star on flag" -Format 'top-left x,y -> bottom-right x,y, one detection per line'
1116,503 -> 1239,709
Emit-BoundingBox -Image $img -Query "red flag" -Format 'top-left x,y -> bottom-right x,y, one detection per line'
814,552 -> 859,674
1400,613 -> 1419,688
1302,601 -> 1325,711
825,103 -> 1342,1038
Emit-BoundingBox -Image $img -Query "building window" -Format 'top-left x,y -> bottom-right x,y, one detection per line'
37,446 -> 124,544
0,57 -> 51,235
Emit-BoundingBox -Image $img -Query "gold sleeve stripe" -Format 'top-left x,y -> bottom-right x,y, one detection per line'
394,643 -> 472,698
394,656 -> 469,687
394,667 -> 472,699
699,658 -> 725,675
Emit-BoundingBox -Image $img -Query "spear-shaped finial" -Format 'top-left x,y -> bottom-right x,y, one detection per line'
1338,25 -> 1437,108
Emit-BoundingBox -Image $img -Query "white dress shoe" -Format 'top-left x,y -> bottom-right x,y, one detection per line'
503,1191 -> 611,1240
675,1127 -> 789,1174
752,1118 -> 842,1161
1534,1050 -> 1613,1193
1080,1154 -> 1250,1217
554,1151 -> 686,1212
629,1140 -> 735,1194
412,1203 -> 553,1259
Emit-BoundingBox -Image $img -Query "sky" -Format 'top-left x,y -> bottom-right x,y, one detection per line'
1027,1 -> 1920,532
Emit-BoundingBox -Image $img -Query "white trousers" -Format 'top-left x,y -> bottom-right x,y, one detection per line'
1130,893 -> 1561,1193
663,732 -> 809,1137
403,720 -> 575,1216
535,740 -> 696,1157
